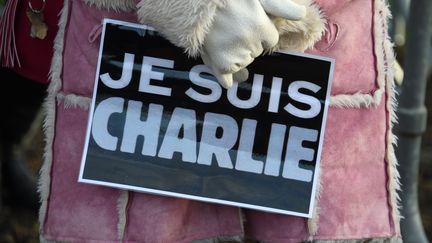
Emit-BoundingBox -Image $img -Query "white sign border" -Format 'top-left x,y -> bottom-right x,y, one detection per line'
78,18 -> 335,219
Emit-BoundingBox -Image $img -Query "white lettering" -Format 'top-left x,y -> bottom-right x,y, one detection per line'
186,65 -> 222,103
264,123 -> 286,176
100,53 -> 134,89
120,101 -> 163,156
158,108 -> 197,163
268,77 -> 283,113
139,56 -> 174,96
285,81 -> 322,119
235,119 -> 263,174
91,97 -> 124,151
282,126 -> 318,182
197,113 -> 237,169
227,74 -> 263,109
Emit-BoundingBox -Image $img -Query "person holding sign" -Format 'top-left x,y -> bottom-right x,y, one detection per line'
38,0 -> 402,242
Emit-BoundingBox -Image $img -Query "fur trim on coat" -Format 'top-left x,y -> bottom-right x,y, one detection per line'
83,0 -> 136,12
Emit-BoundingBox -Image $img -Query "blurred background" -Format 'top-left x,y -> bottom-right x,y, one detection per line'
0,0 -> 431,242
390,0 -> 431,242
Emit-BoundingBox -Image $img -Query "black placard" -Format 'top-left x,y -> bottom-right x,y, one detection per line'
79,19 -> 334,217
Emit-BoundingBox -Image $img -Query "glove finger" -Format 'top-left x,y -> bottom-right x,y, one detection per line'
201,52 -> 234,89
214,72 -> 234,89
233,68 -> 249,82
259,0 -> 306,20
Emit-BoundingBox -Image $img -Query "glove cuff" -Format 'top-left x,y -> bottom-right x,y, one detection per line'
272,0 -> 326,52
137,0 -> 227,57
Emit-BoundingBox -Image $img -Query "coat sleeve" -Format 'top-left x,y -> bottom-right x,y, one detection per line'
136,0 -> 227,57
83,0 -> 227,57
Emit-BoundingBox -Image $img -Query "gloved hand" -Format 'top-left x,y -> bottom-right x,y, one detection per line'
201,0 -> 307,88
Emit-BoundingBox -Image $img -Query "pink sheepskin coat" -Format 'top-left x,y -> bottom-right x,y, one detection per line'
39,0 -> 401,242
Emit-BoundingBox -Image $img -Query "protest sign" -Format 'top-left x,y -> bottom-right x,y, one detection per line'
79,19 -> 334,218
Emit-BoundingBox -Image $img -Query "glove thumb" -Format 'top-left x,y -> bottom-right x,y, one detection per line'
233,68 -> 249,83
201,52 -> 234,89
214,72 -> 234,89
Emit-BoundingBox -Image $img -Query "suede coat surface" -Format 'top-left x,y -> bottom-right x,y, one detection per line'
39,0 -> 401,242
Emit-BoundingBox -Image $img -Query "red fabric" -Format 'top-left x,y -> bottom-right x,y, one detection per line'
0,0 -> 20,67
11,0 -> 63,83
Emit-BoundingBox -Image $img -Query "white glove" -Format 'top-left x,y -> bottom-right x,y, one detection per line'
201,0 -> 307,88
